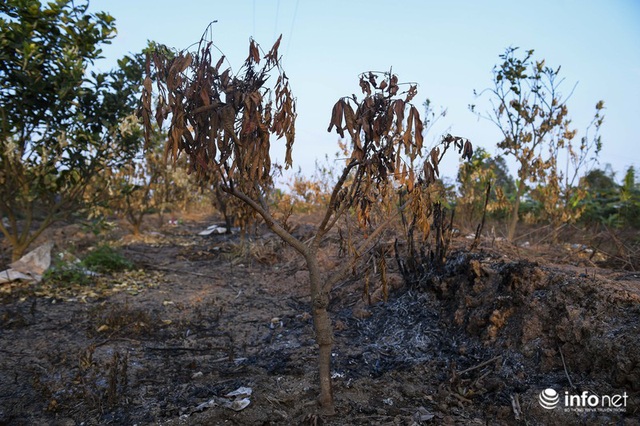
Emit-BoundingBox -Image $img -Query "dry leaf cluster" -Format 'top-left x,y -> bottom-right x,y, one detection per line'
141,34 -> 295,226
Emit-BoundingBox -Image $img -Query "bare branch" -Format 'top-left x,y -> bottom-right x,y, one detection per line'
226,186 -> 308,256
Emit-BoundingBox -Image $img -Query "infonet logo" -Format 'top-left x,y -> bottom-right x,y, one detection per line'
539,388 -> 560,409
539,388 -> 628,413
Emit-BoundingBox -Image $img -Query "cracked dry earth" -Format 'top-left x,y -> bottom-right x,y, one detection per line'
0,216 -> 639,425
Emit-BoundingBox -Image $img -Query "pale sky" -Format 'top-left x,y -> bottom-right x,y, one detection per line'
91,0 -> 640,183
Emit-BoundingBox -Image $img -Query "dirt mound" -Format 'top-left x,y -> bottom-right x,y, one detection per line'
435,254 -> 640,388
419,252 -> 640,424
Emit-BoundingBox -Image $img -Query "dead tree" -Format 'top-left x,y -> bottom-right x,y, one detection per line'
141,30 -> 472,414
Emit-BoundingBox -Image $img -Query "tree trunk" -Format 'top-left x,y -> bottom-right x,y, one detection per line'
507,197 -> 520,242
5,214 -> 54,262
223,212 -> 234,234
11,242 -> 28,262
306,254 -> 335,414
132,222 -> 142,237
226,187 -> 336,413
214,186 -> 235,233
508,180 -> 526,241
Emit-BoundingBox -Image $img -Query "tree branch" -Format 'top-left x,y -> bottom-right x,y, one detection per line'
324,198 -> 409,292
226,186 -> 309,257
315,159 -> 359,242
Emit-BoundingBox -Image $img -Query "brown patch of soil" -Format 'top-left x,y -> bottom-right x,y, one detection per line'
0,217 -> 638,425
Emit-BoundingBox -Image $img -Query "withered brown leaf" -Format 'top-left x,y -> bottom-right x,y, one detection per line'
423,162 -> 435,184
393,99 -> 405,132
359,78 -> 372,96
413,108 -> 424,151
464,140 -> 474,160
343,102 -> 357,138
430,147 -> 440,177
266,35 -> 282,64
327,100 -> 345,138
214,55 -> 225,72
405,84 -> 418,103
248,39 -> 260,64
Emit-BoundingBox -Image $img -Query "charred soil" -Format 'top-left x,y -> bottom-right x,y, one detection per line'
0,216 -> 638,425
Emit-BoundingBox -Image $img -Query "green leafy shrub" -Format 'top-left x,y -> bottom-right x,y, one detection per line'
43,259 -> 92,287
82,245 -> 133,274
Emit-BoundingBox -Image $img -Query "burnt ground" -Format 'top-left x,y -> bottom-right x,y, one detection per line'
0,215 -> 639,425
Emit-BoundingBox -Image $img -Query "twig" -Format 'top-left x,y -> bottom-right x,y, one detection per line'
144,346 -> 227,353
457,355 -> 502,375
352,415 -> 395,422
510,394 -> 521,420
559,346 -> 575,389
452,392 -> 472,404
535,223 -> 567,246
471,182 -> 491,251
148,265 -> 217,279
145,264 -> 241,292
511,223 -> 552,243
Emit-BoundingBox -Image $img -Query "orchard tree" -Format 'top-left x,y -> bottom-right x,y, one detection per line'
618,166 -> 640,229
96,114 -> 203,236
471,47 -> 604,241
104,120 -> 162,236
0,0 -> 143,260
456,147 -> 514,225
141,30 -> 472,413
532,99 -> 604,240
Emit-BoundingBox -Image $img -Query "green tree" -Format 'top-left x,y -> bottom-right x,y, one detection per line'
0,0 -> 142,260
471,47 -> 604,240
579,165 -> 640,230
100,118 -> 199,236
106,121 -> 161,236
619,166 -> 640,228
579,166 -> 618,227
456,147 -> 514,225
